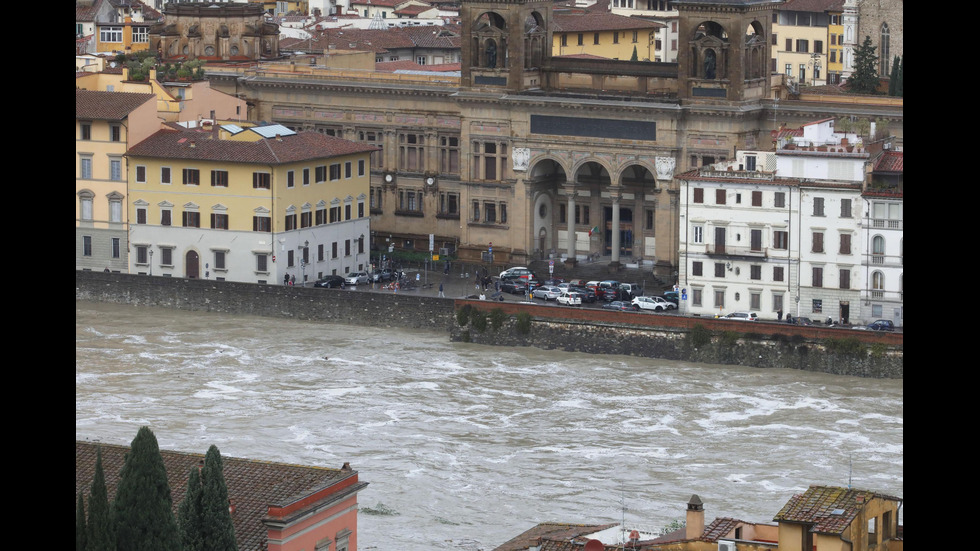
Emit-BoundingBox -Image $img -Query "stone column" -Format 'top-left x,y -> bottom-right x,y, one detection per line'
610,188 -> 621,267
564,183 -> 577,266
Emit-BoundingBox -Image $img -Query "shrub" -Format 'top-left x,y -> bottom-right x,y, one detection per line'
825,337 -> 865,356
489,308 -> 507,332
456,304 -> 472,326
470,309 -> 487,332
687,323 -> 712,348
719,330 -> 740,348
515,312 -> 532,335
869,342 -> 886,358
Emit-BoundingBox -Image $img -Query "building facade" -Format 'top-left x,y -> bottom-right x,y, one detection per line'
76,90 -> 159,273
149,2 -> 281,61
125,123 -> 375,285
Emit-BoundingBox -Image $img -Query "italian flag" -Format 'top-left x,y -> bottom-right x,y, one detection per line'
588,226 -> 600,236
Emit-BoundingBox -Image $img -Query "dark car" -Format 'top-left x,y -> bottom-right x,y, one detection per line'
313,275 -> 345,288
569,286 -> 597,303
602,301 -> 633,311
500,279 -> 527,294
867,319 -> 895,331
371,268 -> 395,282
662,291 -> 679,305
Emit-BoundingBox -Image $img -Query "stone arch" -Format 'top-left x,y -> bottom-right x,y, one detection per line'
472,12 -> 508,69
744,21 -> 766,80
691,21 -> 730,80
615,162 -> 658,190
524,12 -> 546,69
571,159 -> 612,187
185,249 -> 201,279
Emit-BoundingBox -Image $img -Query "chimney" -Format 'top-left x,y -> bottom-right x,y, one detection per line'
341,462 -> 352,472
211,110 -> 218,140
685,495 -> 704,540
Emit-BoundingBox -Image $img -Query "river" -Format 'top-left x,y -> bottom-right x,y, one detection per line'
75,301 -> 903,550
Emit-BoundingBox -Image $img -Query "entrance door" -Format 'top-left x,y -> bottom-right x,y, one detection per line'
185,250 -> 200,279
714,227 -> 726,254
603,207 -> 633,256
839,301 -> 850,325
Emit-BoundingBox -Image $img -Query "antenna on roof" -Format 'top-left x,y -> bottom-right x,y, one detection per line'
848,455 -> 852,489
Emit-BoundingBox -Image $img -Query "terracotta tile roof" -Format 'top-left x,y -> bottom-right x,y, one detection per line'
126,128 -> 378,164
403,23 -> 462,48
700,517 -> 748,542
77,2 -> 98,22
76,89 -> 156,120
76,441 -> 364,551
874,150 -> 903,173
493,523 -> 618,551
773,485 -> 901,535
554,11 -> 664,32
780,0 -> 843,12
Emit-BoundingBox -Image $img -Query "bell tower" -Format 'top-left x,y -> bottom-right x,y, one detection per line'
460,0 -> 552,92
675,0 -> 781,102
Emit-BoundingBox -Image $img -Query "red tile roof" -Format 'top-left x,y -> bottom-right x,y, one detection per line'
554,11 -> 665,32
780,0 -> 844,13
493,523 -> 618,551
772,485 -> 901,536
126,128 -> 378,164
76,89 -> 156,120
874,150 -> 903,173
76,441 -> 365,551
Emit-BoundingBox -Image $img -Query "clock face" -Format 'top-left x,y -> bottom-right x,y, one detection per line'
385,174 -> 393,182
426,177 -> 435,185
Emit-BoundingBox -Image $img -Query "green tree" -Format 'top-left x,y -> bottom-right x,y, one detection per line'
87,448 -> 115,551
177,466 -> 205,551
201,445 -> 238,551
114,427 -> 182,551
76,491 -> 88,551
630,45 -> 638,61
848,35 -> 879,94
889,55 -> 902,97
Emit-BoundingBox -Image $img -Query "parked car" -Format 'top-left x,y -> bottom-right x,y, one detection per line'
370,268 -> 395,282
313,275 -> 345,288
500,279 -> 527,294
631,296 -> 675,312
532,285 -> 562,300
542,277 -> 565,286
602,301 -> 633,311
867,319 -> 895,331
618,283 -> 642,299
569,286 -> 597,303
556,291 -> 583,306
662,290 -> 679,305
344,271 -> 370,285
721,312 -> 759,321
499,267 -> 532,279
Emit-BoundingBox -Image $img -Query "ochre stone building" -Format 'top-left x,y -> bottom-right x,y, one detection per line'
208,0 -> 902,275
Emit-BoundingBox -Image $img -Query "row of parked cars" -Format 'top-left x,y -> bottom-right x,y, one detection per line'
498,267 -> 679,312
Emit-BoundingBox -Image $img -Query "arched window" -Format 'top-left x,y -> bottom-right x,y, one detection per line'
879,23 -> 890,75
872,235 -> 885,264
872,271 -> 885,290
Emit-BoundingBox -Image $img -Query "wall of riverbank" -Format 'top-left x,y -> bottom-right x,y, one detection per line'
76,271 -> 903,378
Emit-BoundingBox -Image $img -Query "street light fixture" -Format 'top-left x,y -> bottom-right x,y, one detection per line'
299,240 -> 309,286
149,248 -> 154,276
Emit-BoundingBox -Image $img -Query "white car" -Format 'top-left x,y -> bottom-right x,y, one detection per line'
631,296 -> 675,312
344,271 -> 370,285
499,266 -> 531,278
557,291 -> 583,306
532,285 -> 562,300
720,312 -> 758,321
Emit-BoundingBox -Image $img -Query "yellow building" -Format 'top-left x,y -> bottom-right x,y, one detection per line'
826,5 -> 844,84
125,123 -> 377,284
772,0 -> 841,87
76,89 -> 159,272
553,8 -> 664,61
774,485 -> 902,551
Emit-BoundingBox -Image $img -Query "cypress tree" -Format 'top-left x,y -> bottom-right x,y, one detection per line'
76,492 -> 87,551
87,448 -> 115,551
848,35 -> 879,94
178,466 -> 205,551
630,45 -> 638,61
201,445 -> 238,551
894,56 -> 903,97
114,427 -> 181,551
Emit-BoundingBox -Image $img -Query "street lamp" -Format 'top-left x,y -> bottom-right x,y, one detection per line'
808,52 -> 821,86
299,240 -> 308,286
149,248 -> 154,276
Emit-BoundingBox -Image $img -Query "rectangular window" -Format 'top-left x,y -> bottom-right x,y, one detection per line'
285,214 -> 297,231
473,201 -> 480,221
214,250 -> 226,270
80,123 -> 92,140
773,230 -> 788,250
136,165 -> 146,183
840,199 -> 852,218
840,233 -> 851,255
613,32 -> 619,44
715,189 -> 726,205
773,266 -> 784,282
253,172 -> 271,189
345,204 -> 351,220
304,168 -> 311,186
345,161 -> 352,179
110,159 -> 122,181
559,204 -> 566,224
182,211 -> 200,228
785,64 -> 793,77
80,156 -> 93,179
161,210 -> 172,226
440,136 -> 460,174
750,292 -> 761,310
796,39 -> 809,53
358,159 -> 366,176
714,262 -> 725,278
136,245 -> 148,265
485,202 -> 497,223
812,231 -> 824,253
211,213 -> 228,229
329,164 -> 341,181
632,31 -> 638,43
814,40 -> 823,54
100,26 -> 123,43
137,208 -> 147,224
300,211 -> 312,228
183,168 -> 200,186
315,165 -> 327,182
358,202 -> 365,218
713,289 -> 724,308
594,33 -> 600,45
287,250 -> 295,268
577,33 -> 584,46
692,288 -> 702,306
751,190 -> 762,206
83,235 -> 92,256
693,188 -> 704,203
772,292 -> 783,313
646,209 -> 655,231
332,242 -> 338,259
692,261 -> 703,276
161,167 -> 171,185
813,197 -> 825,216
785,38 -> 792,52
840,269 -> 851,289
812,267 -> 823,287
111,237 -> 121,259
692,225 -> 704,244
750,229 -> 762,251
133,26 -> 148,43
774,192 -> 785,208
400,133 -> 425,172
287,170 -> 295,188
253,216 -> 271,232
750,265 -> 761,280
212,170 -> 229,187
813,299 -> 823,313
110,125 -> 121,142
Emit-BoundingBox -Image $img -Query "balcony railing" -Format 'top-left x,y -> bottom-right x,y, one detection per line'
703,244 -> 768,258
868,218 -> 903,230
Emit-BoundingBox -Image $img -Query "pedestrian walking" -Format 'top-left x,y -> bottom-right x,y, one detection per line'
438,282 -> 445,297
284,273 -> 290,286
290,274 -> 296,286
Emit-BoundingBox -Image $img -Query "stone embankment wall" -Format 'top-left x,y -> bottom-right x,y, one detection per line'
76,272 -> 903,379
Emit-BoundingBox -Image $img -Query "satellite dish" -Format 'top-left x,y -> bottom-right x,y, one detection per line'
584,540 -> 604,551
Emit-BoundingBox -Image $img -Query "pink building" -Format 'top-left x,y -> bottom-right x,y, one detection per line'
76,441 -> 367,551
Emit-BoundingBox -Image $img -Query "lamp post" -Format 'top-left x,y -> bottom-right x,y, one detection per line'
808,52 -> 821,86
299,240 -> 308,286
149,248 -> 153,276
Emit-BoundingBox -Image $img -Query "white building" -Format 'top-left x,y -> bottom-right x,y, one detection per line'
676,118 -> 899,326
